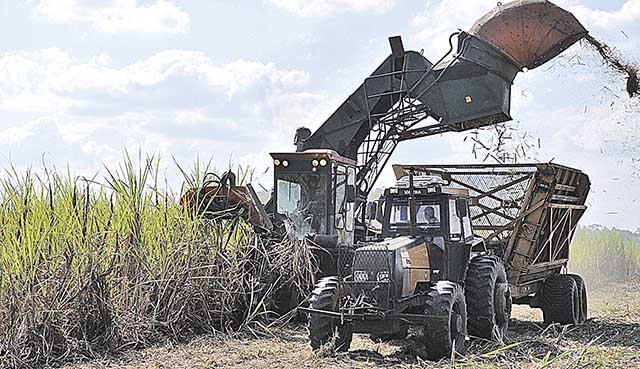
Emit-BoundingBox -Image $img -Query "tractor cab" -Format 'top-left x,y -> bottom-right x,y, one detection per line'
270,150 -> 358,248
380,175 -> 474,244
359,173 -> 479,286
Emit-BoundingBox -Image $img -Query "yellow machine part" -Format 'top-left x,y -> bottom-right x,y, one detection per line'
400,242 -> 431,296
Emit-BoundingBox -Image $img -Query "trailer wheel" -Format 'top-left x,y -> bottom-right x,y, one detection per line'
421,281 -> 467,360
567,274 -> 588,323
541,275 -> 580,325
465,256 -> 511,341
307,277 -> 352,352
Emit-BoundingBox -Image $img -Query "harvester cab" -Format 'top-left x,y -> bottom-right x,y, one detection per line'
270,149 -> 357,246
270,149 -> 358,275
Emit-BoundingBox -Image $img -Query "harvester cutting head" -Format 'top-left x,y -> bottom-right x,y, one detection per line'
180,171 -> 272,230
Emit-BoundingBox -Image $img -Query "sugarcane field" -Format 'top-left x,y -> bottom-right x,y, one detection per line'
0,1 -> 639,368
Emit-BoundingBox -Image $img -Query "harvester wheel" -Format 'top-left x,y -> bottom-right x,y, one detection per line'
465,256 -> 511,341
421,281 -> 467,360
567,274 -> 588,323
541,275 -> 580,325
307,277 -> 352,352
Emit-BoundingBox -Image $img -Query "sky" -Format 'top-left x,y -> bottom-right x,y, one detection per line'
0,0 -> 639,230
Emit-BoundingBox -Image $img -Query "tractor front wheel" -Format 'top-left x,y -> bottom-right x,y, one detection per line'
307,277 -> 352,352
465,256 -> 512,342
421,281 -> 467,360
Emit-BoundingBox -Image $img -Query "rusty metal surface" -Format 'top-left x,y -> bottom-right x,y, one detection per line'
469,0 -> 587,69
181,185 -> 271,228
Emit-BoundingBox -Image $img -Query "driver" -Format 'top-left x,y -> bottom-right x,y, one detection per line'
422,206 -> 439,225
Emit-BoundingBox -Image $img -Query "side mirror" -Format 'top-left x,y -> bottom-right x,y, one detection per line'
455,198 -> 468,218
345,185 -> 356,203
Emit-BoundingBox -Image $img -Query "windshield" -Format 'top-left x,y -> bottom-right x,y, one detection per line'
276,173 -> 327,238
389,201 -> 442,229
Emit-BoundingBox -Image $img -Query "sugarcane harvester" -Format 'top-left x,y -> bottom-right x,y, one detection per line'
184,0 -> 592,359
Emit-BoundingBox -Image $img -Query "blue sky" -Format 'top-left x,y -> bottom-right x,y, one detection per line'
0,0 -> 639,230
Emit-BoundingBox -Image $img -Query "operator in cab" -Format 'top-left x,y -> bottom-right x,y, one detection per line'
421,206 -> 439,225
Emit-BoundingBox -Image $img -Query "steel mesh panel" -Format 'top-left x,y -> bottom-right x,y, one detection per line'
340,247 -> 393,310
413,165 -> 537,240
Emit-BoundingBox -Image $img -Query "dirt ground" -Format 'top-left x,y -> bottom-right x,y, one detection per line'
63,280 -> 640,369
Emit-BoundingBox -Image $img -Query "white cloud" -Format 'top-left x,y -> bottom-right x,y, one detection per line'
35,0 -> 190,34
411,0 -> 494,55
266,0 -> 395,17
0,48 -> 310,113
0,47 -> 320,188
569,0 -> 640,29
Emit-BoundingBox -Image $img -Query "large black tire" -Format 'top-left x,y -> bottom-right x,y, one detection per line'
422,281 -> 467,360
308,277 -> 352,352
541,275 -> 580,325
465,256 -> 512,341
567,274 -> 588,323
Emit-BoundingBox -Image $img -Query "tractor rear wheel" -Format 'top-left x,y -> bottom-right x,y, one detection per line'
465,256 -> 512,341
421,281 -> 467,360
541,274 -> 580,325
567,274 -> 588,323
307,277 -> 352,352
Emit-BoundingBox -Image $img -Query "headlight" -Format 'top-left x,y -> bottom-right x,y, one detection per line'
282,160 -> 289,167
354,270 -> 368,282
273,159 -> 281,166
376,271 -> 390,282
319,159 -> 327,167
312,159 -> 319,167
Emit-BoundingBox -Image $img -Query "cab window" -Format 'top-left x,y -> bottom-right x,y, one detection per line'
334,165 -> 347,229
449,200 -> 461,240
389,201 -> 441,228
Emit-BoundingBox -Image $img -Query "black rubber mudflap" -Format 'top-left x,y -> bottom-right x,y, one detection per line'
307,277 -> 352,352
541,275 -> 580,325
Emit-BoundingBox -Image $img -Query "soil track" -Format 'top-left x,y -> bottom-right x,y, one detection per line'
64,281 -> 640,369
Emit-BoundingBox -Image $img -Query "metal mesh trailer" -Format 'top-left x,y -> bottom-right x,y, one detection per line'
393,163 -> 591,299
